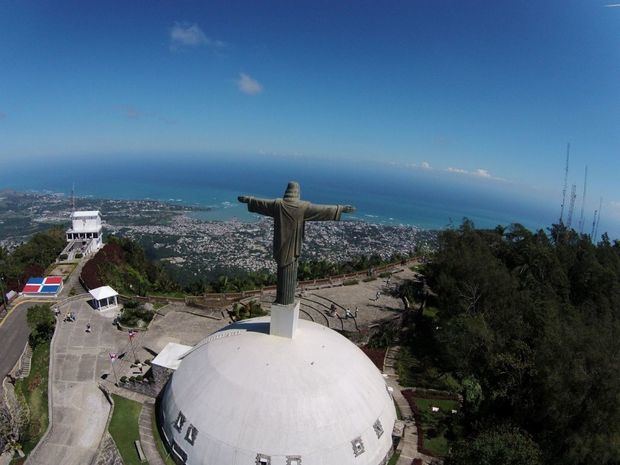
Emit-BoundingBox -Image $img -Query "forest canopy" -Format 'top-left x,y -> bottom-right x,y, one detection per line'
422,221 -> 619,465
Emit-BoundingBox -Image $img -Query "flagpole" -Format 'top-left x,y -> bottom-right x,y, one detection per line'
109,353 -> 119,386
128,330 -> 138,362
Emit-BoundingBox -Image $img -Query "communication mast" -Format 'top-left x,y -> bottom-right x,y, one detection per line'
593,197 -> 603,241
559,143 -> 570,224
591,209 -> 598,238
71,182 -> 76,212
578,166 -> 588,234
566,184 -> 577,229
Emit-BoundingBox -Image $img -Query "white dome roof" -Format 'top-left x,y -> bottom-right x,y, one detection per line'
159,317 -> 396,465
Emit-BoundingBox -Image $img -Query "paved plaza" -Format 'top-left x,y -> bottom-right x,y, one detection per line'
26,299 -> 127,465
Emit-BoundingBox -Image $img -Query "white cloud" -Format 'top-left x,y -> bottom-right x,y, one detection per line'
119,105 -> 141,119
604,3 -> 620,7
446,166 -> 503,181
421,161 -> 431,169
236,73 -> 263,95
610,201 -> 620,209
169,22 -> 226,50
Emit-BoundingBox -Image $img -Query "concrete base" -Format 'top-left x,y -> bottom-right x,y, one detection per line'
270,301 -> 300,339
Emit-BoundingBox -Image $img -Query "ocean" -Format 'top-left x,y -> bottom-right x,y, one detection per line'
0,153 -> 562,232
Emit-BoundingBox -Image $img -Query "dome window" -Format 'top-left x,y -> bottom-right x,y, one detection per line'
185,424 -> 198,445
255,453 -> 271,465
172,441 -> 188,463
286,456 -> 302,465
373,419 -> 384,438
351,437 -> 365,457
174,411 -> 186,432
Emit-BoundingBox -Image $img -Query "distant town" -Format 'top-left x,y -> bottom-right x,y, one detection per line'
0,190 -> 436,282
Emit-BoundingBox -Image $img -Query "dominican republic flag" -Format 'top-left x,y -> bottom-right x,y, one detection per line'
109,352 -> 117,362
128,330 -> 136,340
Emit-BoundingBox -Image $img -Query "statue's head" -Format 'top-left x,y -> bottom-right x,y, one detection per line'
283,181 -> 300,201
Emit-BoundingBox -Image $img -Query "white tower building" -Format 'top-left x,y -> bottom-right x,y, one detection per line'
65,210 -> 103,256
158,315 -> 397,465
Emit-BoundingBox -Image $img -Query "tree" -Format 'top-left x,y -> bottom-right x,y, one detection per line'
446,426 -> 542,465
26,304 -> 55,346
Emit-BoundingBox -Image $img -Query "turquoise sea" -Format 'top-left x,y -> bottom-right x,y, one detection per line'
0,153 -> 567,232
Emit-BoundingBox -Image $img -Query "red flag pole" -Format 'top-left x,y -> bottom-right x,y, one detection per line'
128,330 -> 138,362
109,353 -> 119,386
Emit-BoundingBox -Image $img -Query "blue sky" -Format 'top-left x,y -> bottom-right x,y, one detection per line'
0,0 -> 619,223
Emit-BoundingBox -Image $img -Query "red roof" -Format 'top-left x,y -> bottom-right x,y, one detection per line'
23,284 -> 42,293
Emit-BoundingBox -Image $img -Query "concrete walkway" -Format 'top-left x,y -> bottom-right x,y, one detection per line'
382,346 -> 435,465
139,401 -> 166,465
26,300 -> 127,465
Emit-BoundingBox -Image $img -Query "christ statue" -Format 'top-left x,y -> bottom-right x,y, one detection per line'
238,181 -> 355,305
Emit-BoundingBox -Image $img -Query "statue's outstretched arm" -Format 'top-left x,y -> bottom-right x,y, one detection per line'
304,203 -> 356,221
238,196 -> 276,217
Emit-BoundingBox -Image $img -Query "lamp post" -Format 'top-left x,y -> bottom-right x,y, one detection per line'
0,276 -> 7,312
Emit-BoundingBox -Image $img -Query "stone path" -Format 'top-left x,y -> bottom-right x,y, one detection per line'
382,346 -> 435,465
139,401 -> 166,465
26,300 -> 127,465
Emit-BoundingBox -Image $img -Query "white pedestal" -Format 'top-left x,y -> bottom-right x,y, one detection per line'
270,301 -> 300,339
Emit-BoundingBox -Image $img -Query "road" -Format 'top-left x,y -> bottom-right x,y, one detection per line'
0,300 -> 47,388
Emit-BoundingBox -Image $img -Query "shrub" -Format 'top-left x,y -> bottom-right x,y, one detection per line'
363,277 -> 377,282
59,254 -> 68,260
144,359 -> 151,365
129,376 -> 136,383
26,304 -> 55,347
343,279 -> 359,286
231,300 -> 267,321
75,253 -> 83,259
120,376 -> 127,383
118,305 -> 153,327
136,375 -> 143,382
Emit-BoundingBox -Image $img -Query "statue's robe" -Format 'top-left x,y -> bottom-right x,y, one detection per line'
247,198 -> 343,267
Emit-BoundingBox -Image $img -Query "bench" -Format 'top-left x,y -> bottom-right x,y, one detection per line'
134,440 -> 147,463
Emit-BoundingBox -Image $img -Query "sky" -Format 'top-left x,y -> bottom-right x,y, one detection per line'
0,0 -> 619,222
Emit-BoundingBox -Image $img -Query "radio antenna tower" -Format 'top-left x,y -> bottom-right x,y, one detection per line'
591,209 -> 598,238
71,182 -> 76,212
593,197 -> 603,241
578,166 -> 588,234
559,143 -> 570,224
566,184 -> 577,229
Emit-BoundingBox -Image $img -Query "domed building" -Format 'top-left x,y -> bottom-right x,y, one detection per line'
158,316 -> 397,465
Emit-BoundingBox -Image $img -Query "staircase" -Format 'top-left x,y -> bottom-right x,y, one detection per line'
16,345 -> 33,379
138,401 -> 166,465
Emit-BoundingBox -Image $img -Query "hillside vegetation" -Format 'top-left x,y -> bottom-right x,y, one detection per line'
406,221 -> 619,465
80,236 -> 180,295
0,228 -> 65,298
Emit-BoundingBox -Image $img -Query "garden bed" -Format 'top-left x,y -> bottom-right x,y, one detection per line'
401,389 -> 459,457
360,346 -> 387,371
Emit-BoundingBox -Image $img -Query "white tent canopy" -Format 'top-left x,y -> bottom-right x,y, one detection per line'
152,343 -> 192,371
89,286 -> 119,310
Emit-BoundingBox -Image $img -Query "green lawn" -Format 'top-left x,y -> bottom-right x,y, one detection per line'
413,396 -> 459,457
387,451 -> 401,465
151,406 -> 176,465
14,341 -> 51,456
108,394 -> 143,465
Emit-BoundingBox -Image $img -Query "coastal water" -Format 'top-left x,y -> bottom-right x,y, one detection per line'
0,153 -> 562,232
